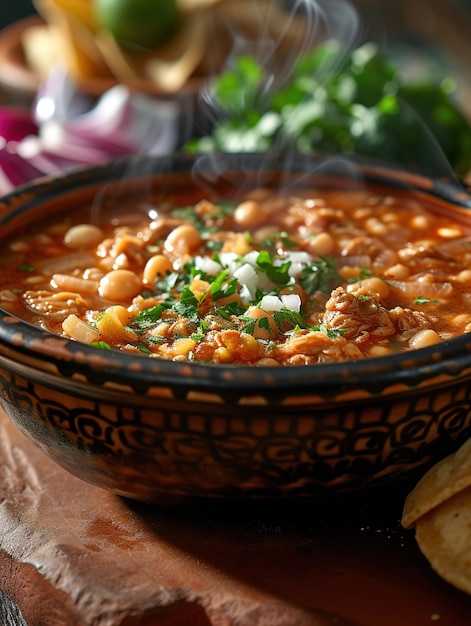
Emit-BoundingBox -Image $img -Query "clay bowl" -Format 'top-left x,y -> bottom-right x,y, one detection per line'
1,152 -> 471,504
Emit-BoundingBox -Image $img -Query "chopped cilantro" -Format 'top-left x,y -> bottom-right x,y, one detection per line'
156,271 -> 183,292
209,270 -> 238,301
134,344 -> 153,354
273,308 -> 306,330
239,316 -> 257,334
179,286 -> 201,308
129,303 -> 172,333
170,206 -> 203,226
414,296 -> 441,305
259,339 -> 277,350
256,230 -> 297,250
309,324 -> 347,338
256,250 -> 291,285
205,239 -> 224,252
191,319 -> 209,341
217,302 -> 245,318
323,326 -> 347,339
90,341 -> 112,350
299,257 -> 341,294
258,316 -> 272,332
348,268 -> 374,283
186,41 -> 471,177
213,200 -> 236,216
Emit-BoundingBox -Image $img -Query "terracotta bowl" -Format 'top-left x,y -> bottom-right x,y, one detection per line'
1,153 -> 471,503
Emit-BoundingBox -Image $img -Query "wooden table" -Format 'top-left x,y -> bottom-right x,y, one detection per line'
0,405 -> 470,625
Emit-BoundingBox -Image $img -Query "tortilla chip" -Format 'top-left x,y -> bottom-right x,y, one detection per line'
413,485 -> 471,595
402,437 -> 471,529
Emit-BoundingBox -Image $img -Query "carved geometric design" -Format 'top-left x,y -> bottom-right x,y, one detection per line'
1,365 -> 470,502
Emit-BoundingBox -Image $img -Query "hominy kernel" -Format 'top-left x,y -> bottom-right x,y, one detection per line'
384,264 -> 410,280
143,255 -> 173,284
64,224 -> 104,249
170,337 -> 197,357
348,277 -> 391,300
451,313 -> 471,327
410,215 -> 430,229
105,305 -> 132,325
338,266 -> 363,280
418,273 -> 435,283
365,217 -> 388,236
255,358 -> 280,367
164,224 -> 202,254
368,345 -> 391,357
221,233 -> 252,256
213,347 -> 233,363
307,232 -> 335,256
437,226 -> 463,238
408,329 -> 441,350
113,253 -> 129,269
233,200 -> 264,227
456,270 -> 471,283
382,212 -> 400,223
99,269 -> 142,301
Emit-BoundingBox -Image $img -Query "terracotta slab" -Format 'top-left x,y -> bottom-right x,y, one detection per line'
0,405 -> 471,626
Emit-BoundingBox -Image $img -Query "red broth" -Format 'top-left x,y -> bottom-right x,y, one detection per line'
1,187 -> 470,366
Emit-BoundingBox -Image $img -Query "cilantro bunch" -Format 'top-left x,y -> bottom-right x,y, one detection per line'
187,41 -> 471,177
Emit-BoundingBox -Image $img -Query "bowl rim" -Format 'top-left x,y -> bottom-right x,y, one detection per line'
1,151 -> 471,396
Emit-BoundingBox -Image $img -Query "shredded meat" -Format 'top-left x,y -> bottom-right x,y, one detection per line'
340,235 -> 385,259
276,329 -> 365,364
388,306 -> 436,341
321,287 -> 396,345
320,287 -> 437,354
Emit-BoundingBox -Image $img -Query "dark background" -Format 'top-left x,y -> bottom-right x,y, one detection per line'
0,1 -> 36,29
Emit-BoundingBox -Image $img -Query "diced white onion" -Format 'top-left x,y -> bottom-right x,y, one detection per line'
244,250 -> 261,265
194,256 -> 222,275
62,314 -> 100,344
233,263 -> 257,284
196,249 -> 310,307
239,285 -> 253,304
218,252 -> 238,266
285,251 -> 312,264
281,294 -> 302,312
260,295 -> 284,311
234,264 -> 258,302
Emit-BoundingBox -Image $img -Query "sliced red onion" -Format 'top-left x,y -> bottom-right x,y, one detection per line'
0,108 -> 38,142
0,142 -> 44,194
0,76 -> 181,195
39,85 -> 180,157
16,135 -> 120,173
33,69 -> 94,125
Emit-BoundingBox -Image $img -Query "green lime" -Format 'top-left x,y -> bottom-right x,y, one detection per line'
95,0 -> 180,49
